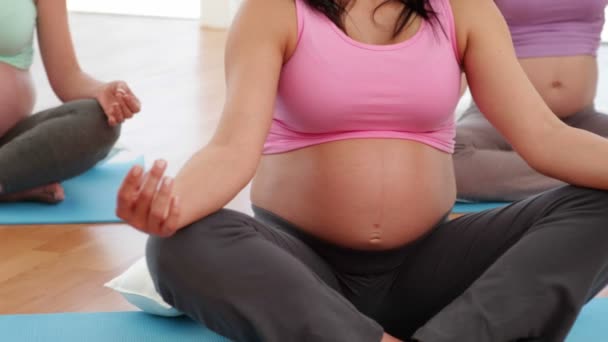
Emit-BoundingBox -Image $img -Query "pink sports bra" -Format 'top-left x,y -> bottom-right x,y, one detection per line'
263,0 -> 462,154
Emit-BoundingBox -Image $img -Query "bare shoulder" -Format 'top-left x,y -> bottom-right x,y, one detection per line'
230,0 -> 299,60
448,0 -> 508,60
236,0 -> 297,26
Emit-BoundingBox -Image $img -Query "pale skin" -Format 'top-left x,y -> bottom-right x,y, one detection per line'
0,0 -> 141,203
118,0 -> 608,340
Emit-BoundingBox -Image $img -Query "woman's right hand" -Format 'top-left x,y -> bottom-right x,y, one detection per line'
116,160 -> 181,237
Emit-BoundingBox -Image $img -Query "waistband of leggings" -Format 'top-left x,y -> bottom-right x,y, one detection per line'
252,205 -> 445,274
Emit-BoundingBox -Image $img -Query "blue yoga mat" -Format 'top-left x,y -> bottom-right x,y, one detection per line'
0,149 -> 144,225
568,298 -> 608,342
452,201 -> 510,214
0,299 -> 606,341
0,312 -> 229,342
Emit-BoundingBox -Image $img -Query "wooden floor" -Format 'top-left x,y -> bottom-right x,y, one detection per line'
0,225 -> 147,313
1,13 -> 607,315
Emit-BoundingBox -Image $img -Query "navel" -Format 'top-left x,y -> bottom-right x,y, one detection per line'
369,224 -> 382,244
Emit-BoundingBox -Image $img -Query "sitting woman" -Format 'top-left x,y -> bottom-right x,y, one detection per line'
118,0 -> 608,341
454,0 -> 608,201
0,0 -> 140,203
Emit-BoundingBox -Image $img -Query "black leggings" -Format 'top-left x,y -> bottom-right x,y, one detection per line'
0,99 -> 120,194
147,185 -> 608,342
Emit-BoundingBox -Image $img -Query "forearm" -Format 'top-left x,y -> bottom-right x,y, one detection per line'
530,125 -> 608,190
52,69 -> 104,102
172,145 -> 259,229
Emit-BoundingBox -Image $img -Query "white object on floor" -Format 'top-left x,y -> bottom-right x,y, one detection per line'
104,257 -> 182,317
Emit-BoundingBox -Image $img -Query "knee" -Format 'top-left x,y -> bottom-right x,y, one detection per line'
146,209 -> 251,293
145,219 -> 215,307
146,209 -> 233,268
146,234 -> 185,306
571,188 -> 608,256
548,186 -> 608,240
72,99 -> 121,149
578,189 -> 608,227
549,185 -> 608,210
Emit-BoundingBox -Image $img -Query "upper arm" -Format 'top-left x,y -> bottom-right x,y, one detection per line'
36,0 -> 82,89
210,0 -> 295,157
451,0 -> 565,159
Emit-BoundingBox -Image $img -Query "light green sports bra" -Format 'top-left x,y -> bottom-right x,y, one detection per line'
0,0 -> 37,70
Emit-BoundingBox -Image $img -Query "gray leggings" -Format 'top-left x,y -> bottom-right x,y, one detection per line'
454,103 -> 608,201
0,99 -> 120,195
148,185 -> 608,342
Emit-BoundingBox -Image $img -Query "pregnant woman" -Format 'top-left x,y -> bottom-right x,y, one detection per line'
0,0 -> 140,203
454,0 -> 608,201
119,0 -> 608,340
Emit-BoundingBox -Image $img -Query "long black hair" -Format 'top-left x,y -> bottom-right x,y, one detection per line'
304,0 -> 437,38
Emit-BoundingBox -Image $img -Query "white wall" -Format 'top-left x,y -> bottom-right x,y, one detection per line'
68,0 -> 242,28
68,1 -> 608,36
200,3 -> 608,38
67,0 -> 199,18
200,0 -> 241,28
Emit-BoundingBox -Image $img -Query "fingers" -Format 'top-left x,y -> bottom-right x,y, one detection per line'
160,196 -> 181,237
98,81 -> 139,126
116,90 -> 134,119
116,165 -> 144,221
98,99 -> 116,126
115,85 -> 128,96
147,176 -> 174,234
118,97 -> 134,119
112,103 -> 125,124
116,161 -> 180,237
104,106 -> 118,127
132,160 -> 167,227
116,82 -> 141,114
124,94 -> 141,114
116,82 -> 132,97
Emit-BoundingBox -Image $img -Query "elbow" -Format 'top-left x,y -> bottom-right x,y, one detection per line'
510,136 -> 553,177
208,142 -> 262,181
210,136 -> 265,176
55,93 -> 72,103
237,148 -> 263,181
523,151 -> 553,179
49,79 -> 74,103
48,67 -> 84,102
513,129 -> 565,180
511,116 -> 568,179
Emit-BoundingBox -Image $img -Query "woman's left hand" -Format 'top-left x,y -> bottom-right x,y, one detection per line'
95,81 -> 142,126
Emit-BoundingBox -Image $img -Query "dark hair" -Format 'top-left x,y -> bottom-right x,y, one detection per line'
305,0 -> 437,38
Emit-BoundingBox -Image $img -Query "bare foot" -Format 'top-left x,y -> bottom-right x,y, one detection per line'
382,333 -> 404,342
0,183 -> 65,204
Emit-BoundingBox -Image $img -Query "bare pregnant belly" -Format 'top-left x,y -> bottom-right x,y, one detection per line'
0,62 -> 35,136
251,139 -> 456,250
520,55 -> 597,118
